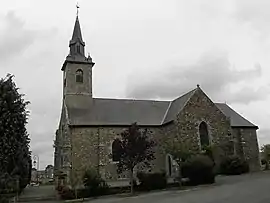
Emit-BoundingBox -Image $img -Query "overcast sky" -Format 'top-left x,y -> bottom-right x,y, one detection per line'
1,0 -> 270,169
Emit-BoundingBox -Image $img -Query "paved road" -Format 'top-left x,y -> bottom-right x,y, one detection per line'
16,172 -> 270,203
17,185 -> 58,202
89,171 -> 270,203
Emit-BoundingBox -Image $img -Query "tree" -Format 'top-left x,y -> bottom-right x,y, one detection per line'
114,122 -> 155,194
0,74 -> 31,192
261,144 -> 270,170
45,165 -> 53,169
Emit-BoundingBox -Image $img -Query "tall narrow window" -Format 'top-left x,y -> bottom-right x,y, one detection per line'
76,45 -> 80,54
167,155 -> 172,177
112,139 -> 122,162
75,69 -> 83,83
64,71 -> 67,87
199,121 -> 210,147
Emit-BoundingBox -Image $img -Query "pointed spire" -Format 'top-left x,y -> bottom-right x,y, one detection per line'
69,5 -> 85,57
71,2 -> 83,43
64,3 -> 94,66
70,16 -> 84,44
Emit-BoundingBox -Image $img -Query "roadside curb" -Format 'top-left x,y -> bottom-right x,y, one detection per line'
64,195 -> 117,203
63,183 -> 217,203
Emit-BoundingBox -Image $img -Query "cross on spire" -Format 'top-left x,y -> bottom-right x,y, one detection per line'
76,2 -> 80,17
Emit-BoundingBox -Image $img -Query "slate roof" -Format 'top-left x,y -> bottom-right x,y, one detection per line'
215,103 -> 258,128
66,95 -> 170,126
163,89 -> 197,124
65,89 -> 257,128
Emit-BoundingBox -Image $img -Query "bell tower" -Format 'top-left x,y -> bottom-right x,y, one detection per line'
61,9 -> 95,97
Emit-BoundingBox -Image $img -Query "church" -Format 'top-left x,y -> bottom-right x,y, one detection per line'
54,14 -> 261,188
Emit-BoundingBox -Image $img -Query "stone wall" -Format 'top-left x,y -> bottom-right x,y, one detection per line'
63,62 -> 93,96
159,123 -> 180,178
54,104 -> 73,187
70,126 -> 168,186
176,88 -> 232,164
62,87 -> 260,187
231,128 -> 261,171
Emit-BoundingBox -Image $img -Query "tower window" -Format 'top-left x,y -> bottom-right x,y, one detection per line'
75,69 -> 83,83
77,45 -> 80,54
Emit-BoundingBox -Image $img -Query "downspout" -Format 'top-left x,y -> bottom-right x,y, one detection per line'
97,127 -> 100,175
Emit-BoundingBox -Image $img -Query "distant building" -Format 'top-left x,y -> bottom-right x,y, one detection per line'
37,170 -> 46,184
45,165 -> 54,180
31,168 -> 37,183
31,166 -> 54,184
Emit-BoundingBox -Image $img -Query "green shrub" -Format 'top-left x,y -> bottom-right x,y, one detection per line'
56,185 -> 64,191
0,197 -> 9,203
181,155 -> 215,186
83,169 -> 109,197
59,186 -> 76,200
0,174 -> 19,194
136,172 -> 167,191
220,155 -> 249,175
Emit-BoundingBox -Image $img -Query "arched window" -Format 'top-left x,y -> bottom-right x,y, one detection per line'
75,69 -> 83,83
199,121 -> 210,147
112,139 -> 122,162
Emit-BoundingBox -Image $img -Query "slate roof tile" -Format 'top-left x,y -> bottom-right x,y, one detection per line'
65,89 -> 257,128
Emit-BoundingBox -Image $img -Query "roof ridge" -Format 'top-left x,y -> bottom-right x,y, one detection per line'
171,87 -> 197,102
93,97 -> 170,102
161,101 -> 172,124
177,88 -> 197,112
162,87 -> 198,124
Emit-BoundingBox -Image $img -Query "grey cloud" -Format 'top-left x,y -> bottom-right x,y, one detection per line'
126,50 -> 267,105
0,13 -> 62,169
26,88 -> 61,169
228,86 -> 270,105
234,0 -> 270,36
0,11 -> 38,63
234,1 -> 270,22
31,140 -> 53,156
29,124 -> 56,169
257,128 -> 270,146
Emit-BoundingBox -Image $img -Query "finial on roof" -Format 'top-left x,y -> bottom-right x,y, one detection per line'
76,2 -> 80,17
197,84 -> 200,88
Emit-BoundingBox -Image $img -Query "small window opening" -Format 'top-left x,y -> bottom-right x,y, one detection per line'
75,69 -> 83,83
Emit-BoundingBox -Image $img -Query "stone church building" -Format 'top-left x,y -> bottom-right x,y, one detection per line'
54,15 -> 261,187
